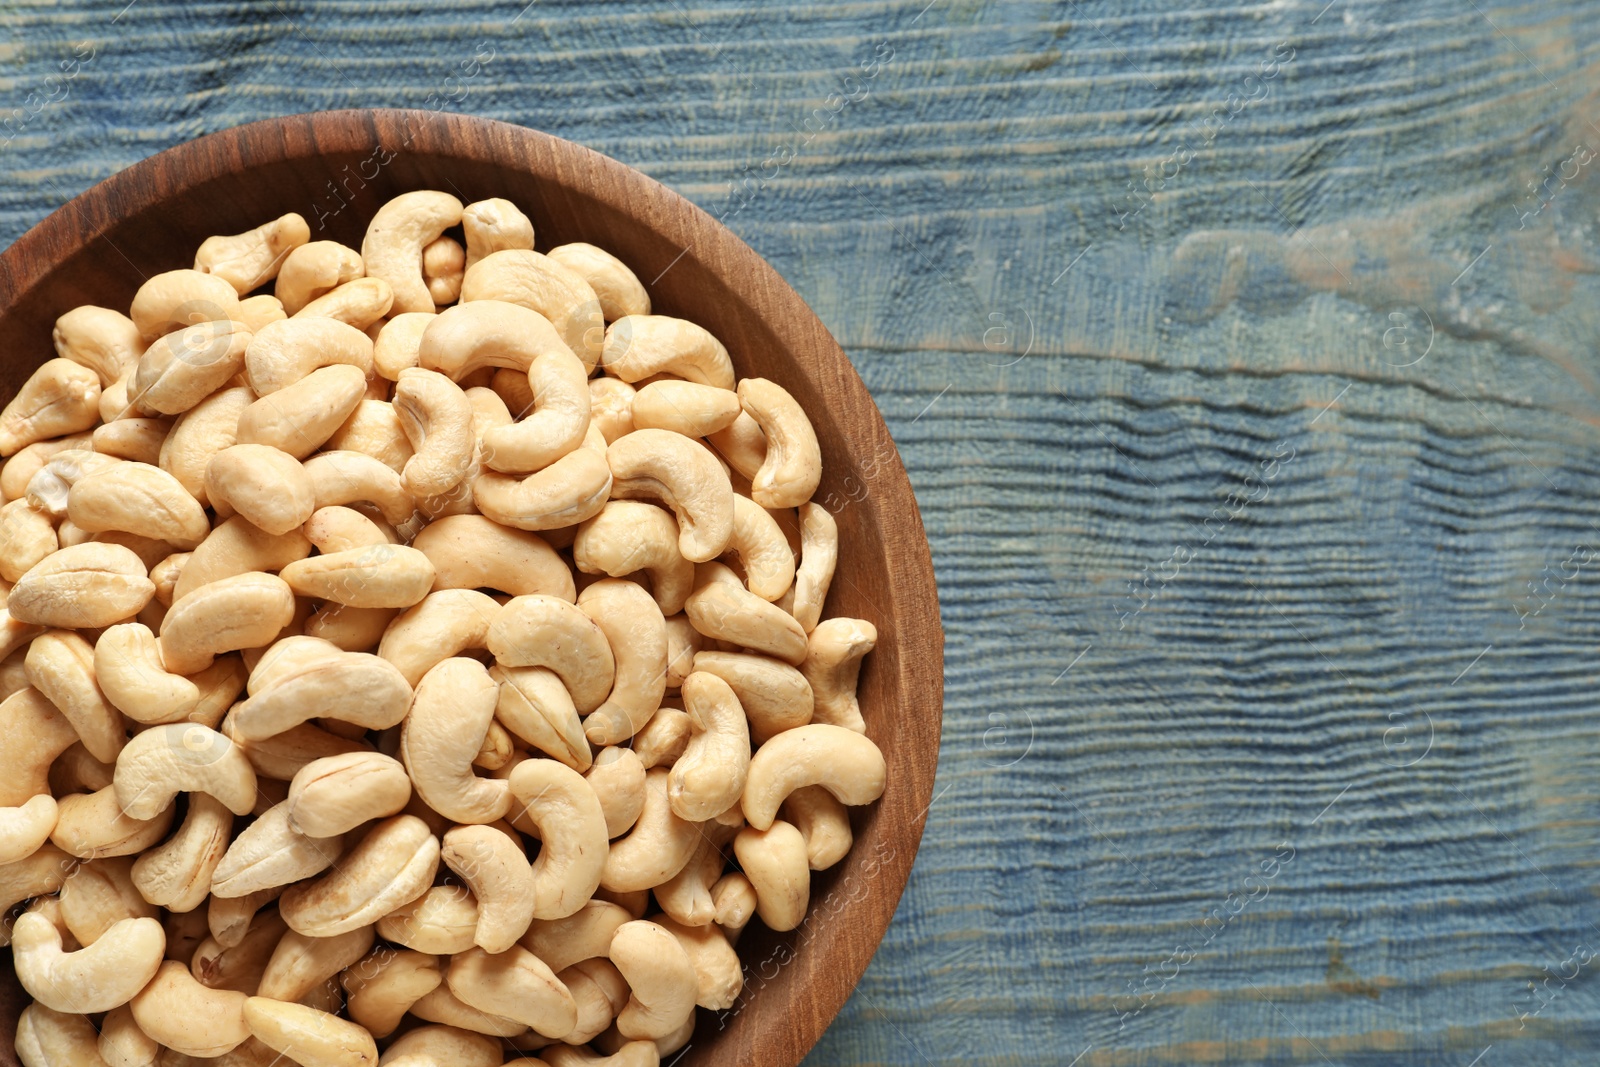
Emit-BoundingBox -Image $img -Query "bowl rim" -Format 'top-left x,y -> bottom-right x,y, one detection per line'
0,108 -> 945,1064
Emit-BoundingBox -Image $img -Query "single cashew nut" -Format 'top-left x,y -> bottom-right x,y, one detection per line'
159,571 -> 295,675
227,719 -> 369,784
9,542 -> 155,629
203,445 -> 315,536
600,315 -> 734,390
129,320 -> 252,417
487,595 -> 615,713
233,648 -> 411,741
25,629 -> 125,762
406,983 -> 527,1037
209,799 -> 346,898
393,367 -> 474,500
0,359 -> 102,456
373,312 -> 436,381
235,294 -> 289,337
653,913 -> 743,1010
18,1003 -> 115,1067
363,191 -> 465,315
0,845 -> 74,928
578,579 -> 666,745
631,705 -> 691,770
741,723 -> 886,830
278,814 -> 439,937
327,398 -> 414,473
279,540 -> 435,609
235,363 -> 368,459
667,672 -> 750,823
726,493 -> 795,602
12,911 -> 163,1012
57,856 -> 157,946
99,1001 -> 160,1067
0,794 -> 60,865
491,665 -> 591,771
258,925 -> 374,1002
131,793 -> 233,912
449,944 -> 578,1040
683,561 -> 807,664
422,235 -> 466,305
508,757 -> 609,919
801,616 -> 877,732
403,658 -> 512,824
302,450 -> 415,525
706,410 -> 765,481
92,416 -> 171,464
67,460 -> 210,549
112,722 -> 256,819
195,213 -> 311,294
0,501 -> 59,583
53,305 -> 142,387
413,515 -> 575,599
631,380 -> 741,439
737,378 -> 821,508
461,198 -> 535,271
607,919 -> 697,1040
158,384 -> 254,506
132,959 -> 251,1056
691,650 -> 812,745
244,316 -> 375,395
600,768 -> 701,893
732,820 -> 809,932
376,884 -> 478,955
129,269 -> 241,344
789,501 -> 837,632
461,249 -> 604,371
548,242 -> 650,321
206,886 -> 282,949
439,824 -> 535,954
572,501 -> 693,619
589,376 -> 636,445
243,996 -> 379,1067
586,747 -> 646,839
173,516 -> 311,602
287,752 -> 412,837
378,589 -> 500,687
474,445 -> 612,531
295,276 -> 395,331
342,948 -> 441,1038
561,956 -> 629,1045
782,784 -> 854,870
607,429 -> 733,563
52,785 -> 175,859
276,241 -> 364,316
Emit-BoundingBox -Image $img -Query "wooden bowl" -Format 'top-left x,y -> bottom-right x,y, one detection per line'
0,110 -> 942,1064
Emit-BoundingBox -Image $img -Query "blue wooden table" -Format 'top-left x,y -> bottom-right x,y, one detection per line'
6,1 -> 1600,1063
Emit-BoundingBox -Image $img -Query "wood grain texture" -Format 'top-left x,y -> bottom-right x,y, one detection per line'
4,0 -> 1600,1064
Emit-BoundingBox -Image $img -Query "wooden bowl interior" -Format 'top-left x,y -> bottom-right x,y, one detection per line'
0,111 -> 942,1065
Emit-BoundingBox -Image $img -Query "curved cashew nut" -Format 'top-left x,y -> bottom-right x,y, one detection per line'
631,705 -> 691,770
578,578 -> 666,745
706,410 -> 765,481
0,794 -> 59,865
233,648 -> 412,741
1,436 -> 91,502
100,1002 -> 160,1067
276,240 -> 364,315
195,213 -> 310,294
412,514 -> 575,599
66,460 -> 210,549
727,493 -> 796,602
257,925 -> 374,1002
0,359 -> 102,456
630,380 -> 741,438
301,504 -> 391,553
295,276 -> 395,330
279,540 -> 436,609
781,784 -> 854,870
667,672 -> 750,823
732,820 -> 809,931
243,996 -> 378,1067
562,956 -> 629,1046
741,723 -> 886,830
175,516 -> 311,602
491,665 -> 591,771
800,616 -> 876,732
508,758 -> 609,919
789,501 -> 837,632
27,449 -> 121,519
474,445 -> 612,531
206,885 -> 282,949
440,823 -> 535,954
209,801 -> 345,898
304,601 -> 397,651
548,242 -> 651,321
129,961 -> 251,1059
461,249 -> 604,371
586,747 -> 646,839
573,501 -> 693,616
407,983 -> 527,1037
683,561 -> 807,664
394,367 -> 474,499
158,384 -> 254,506
461,198 -> 535,272
403,658 -> 512,824
302,450 -> 416,525
0,499 -> 58,583
600,768 -> 701,893
235,363 -> 368,459
8,539 -> 154,627
691,650 -> 812,745
112,722 -> 257,818
159,571 -> 295,675
52,785 -> 175,859
130,320 -> 252,417
362,191 -> 465,314
738,377 -> 821,508
92,416 -> 170,464
423,234 -> 466,305
607,429 -> 733,563
25,629 -> 124,762
653,914 -> 742,1010
417,299 -> 573,384
487,595 -> 615,713
279,814 -> 439,937
129,269 -> 241,344
519,900 -> 633,977
227,718 -> 369,783
655,817 -> 737,928
599,315 -> 734,390
378,588 -> 500,687
480,348 -> 591,474
287,751 -> 412,837
589,376 -> 636,444
342,948 -> 441,1038
608,919 -> 697,1040
376,884 -> 478,954
244,315 -> 375,395
53,305 -> 142,387
236,292 -> 289,335
58,855 -> 157,946
373,311 -> 436,380
205,444 -> 316,536
327,398 -> 413,475
130,793 -> 232,912
0,845 -> 74,926
448,944 -> 577,1039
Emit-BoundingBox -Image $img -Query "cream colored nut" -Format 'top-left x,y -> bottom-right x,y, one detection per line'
706,410 -> 765,481
296,276 -> 396,331
393,367 -> 474,499
258,924 -> 374,1002
327,399 -> 413,473
732,820 -> 809,932
158,384 -> 254,506
406,983 -> 527,1038
302,504 -> 391,553
246,635 -> 345,694
0,794 -> 59,865
801,616 -> 876,732
603,1015 -> 692,1058
0,501 -> 61,584
691,650 -> 812,745
173,516 -> 310,602
373,312 -> 436,381
228,719 -> 369,783
413,514 -> 575,599
741,722 -> 886,831
279,814 -> 439,937
18,1003 -> 114,1067
113,723 -> 257,819
279,541 -> 435,609
287,752 -> 411,837
588,376 -> 636,444
573,502 -> 693,616
0,847 -> 73,939
2,435 -> 92,502
685,561 -> 807,664
487,594 -> 615,712
196,214 -> 311,295
98,368 -> 133,423
206,886 -> 282,949
376,884 -> 478,955
423,235 -> 466,306
738,377 -> 821,508
235,363 -> 367,459
586,747 -> 646,839
508,758 -> 609,919
58,856 -> 157,945
490,366 -> 534,414
607,919 -> 696,1040
52,785 -> 175,859
0,359 -> 102,456
462,198 -> 535,272
243,995 -> 379,1067
363,191 -> 464,315
631,380 -> 741,439
9,542 -> 155,629
473,720 -> 514,771
562,957 -> 627,1045
130,793 -> 232,912
378,588 -> 499,687
727,493 -> 795,602
652,913 -> 741,1010
402,658 -> 511,824
212,802 -> 345,902
303,450 -> 415,525
600,315 -> 734,390
438,823 -> 534,953
667,672 -> 750,823
129,269 -> 242,344
25,630 -> 123,761
654,814 -> 737,931
474,446 -> 612,531
0,608 -> 44,661
448,944 -> 577,1039
342,948 -> 441,1038
304,601 -> 394,651
547,242 -> 650,322
234,648 -> 411,741
132,960 -> 250,1056
100,1001 -> 160,1067
380,1025 -> 504,1066
577,579 -> 666,746
781,784 -> 853,870
607,428 -> 733,563
69,461 -> 211,549
92,417 -> 171,464
244,316 -> 375,395
277,241 -> 364,315
631,705 -> 690,770
600,768 -> 700,893
54,305 -> 143,387
461,250 -> 604,371
519,900 -> 632,976
160,570 -> 294,674
192,907 -> 286,991
491,664 -> 591,771
234,293 -> 288,334
27,448 -> 121,519
542,1041 -> 660,1067
0,645 -> 29,702
789,501 -> 837,632
129,320 -> 252,417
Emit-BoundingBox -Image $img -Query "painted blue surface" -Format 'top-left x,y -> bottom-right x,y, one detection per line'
6,2 -> 1600,1063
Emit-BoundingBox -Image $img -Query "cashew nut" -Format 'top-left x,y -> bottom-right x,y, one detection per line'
488,665 -> 588,772
0,501 -> 58,584
474,444 -> 612,531
460,250 -> 604,371
276,241 -> 364,316
341,948 -> 440,1038
111,722 -> 256,819
706,410 -> 765,481
129,320 -> 253,417
302,450 -> 415,526
12,911 -> 163,1012
737,377 -> 821,508
129,269 -> 241,344
173,516 -> 310,602
801,616 -> 876,733
66,461 -> 209,550
732,820 -> 809,931
600,769 -> 700,893
412,515 -> 574,599
285,751 -> 410,839
92,417 -> 170,464
683,561 -> 806,664
393,367 -> 474,500
691,650 -> 812,745
362,191 -> 465,314
377,589 -> 499,686
586,747 -> 646,839
158,385 -> 254,506
666,672 -> 749,823
209,801 -> 345,899
132,959 -> 252,1055
206,886 -> 281,949
726,492 -> 795,602
235,363 -> 368,459
402,658 -> 511,824
0,360 -> 102,456
406,983 -> 527,1038
278,814 -> 439,937
295,276 -> 396,331
439,823 -> 534,954
376,884 -> 478,955
53,306 -> 142,387
52,785 -> 175,859
17,1003 -> 114,1067
279,540 -> 435,609
578,578 -> 666,745
548,242 -> 650,321
326,399 -> 414,473
653,913 -> 742,1010
519,899 -> 632,975
781,784 -> 853,870
654,816 -> 737,929
25,629 -> 124,762
741,723 -> 886,830
447,944 -> 577,1039
562,956 -> 629,1045
588,376 -> 636,445
630,380 -> 741,439
243,995 -> 378,1067
373,312 -> 436,381
58,856 -> 156,945
8,541 -> 153,629
258,925 -> 374,1002
600,316 -> 734,390
508,757 -> 608,919
631,704 -> 690,770
159,571 -> 295,675
607,429 -> 733,563
99,1002 -> 160,1067
788,501 -> 837,632
234,293 -> 288,334
420,235 -> 466,306
193,440 -> 315,546
608,919 -> 697,1040
244,316 -> 375,395
0,846 -> 74,930
487,594 -> 615,713
0,794 -> 59,865
195,214 -> 311,295
131,793 -> 232,913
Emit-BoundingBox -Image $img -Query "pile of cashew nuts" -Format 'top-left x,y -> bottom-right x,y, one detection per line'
0,190 -> 887,1067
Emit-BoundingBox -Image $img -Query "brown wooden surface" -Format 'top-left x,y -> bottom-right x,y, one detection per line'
0,109 -> 943,1066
